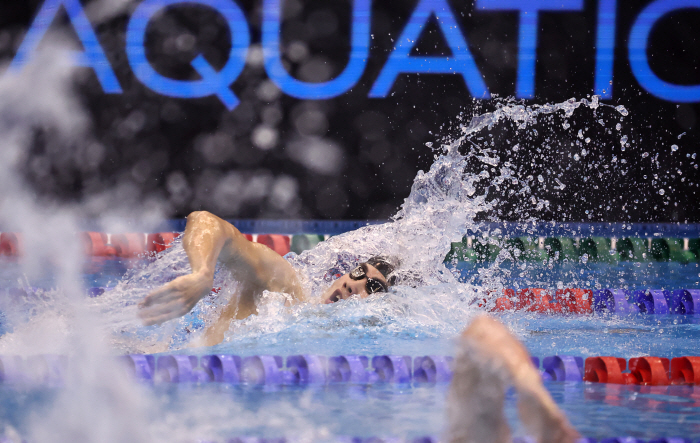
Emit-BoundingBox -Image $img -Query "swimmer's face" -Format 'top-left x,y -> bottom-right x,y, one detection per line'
321,263 -> 389,304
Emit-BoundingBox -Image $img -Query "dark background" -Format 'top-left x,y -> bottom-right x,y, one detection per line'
1,0 -> 699,222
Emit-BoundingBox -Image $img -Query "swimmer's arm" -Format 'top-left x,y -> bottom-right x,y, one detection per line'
138,211 -> 305,326
460,316 -> 579,443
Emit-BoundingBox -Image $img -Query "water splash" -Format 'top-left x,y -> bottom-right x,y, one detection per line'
98,96 -> 635,356
0,34 -> 157,443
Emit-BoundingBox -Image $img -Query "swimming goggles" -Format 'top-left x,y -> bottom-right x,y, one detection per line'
349,263 -> 388,294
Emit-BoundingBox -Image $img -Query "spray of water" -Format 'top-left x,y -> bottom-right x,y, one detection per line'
0,32 -> 159,443
89,96 -> 632,365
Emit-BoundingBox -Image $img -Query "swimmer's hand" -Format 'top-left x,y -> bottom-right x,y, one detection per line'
138,272 -> 213,326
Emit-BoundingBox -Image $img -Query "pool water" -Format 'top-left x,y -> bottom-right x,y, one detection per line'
1,253 -> 700,441
1,365 -> 699,441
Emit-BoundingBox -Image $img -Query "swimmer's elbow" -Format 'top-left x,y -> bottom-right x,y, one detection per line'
187,210 -> 217,224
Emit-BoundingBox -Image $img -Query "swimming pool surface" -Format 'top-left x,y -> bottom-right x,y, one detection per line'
1,249 -> 699,441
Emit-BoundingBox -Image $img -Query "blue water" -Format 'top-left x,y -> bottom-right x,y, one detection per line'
455,260 -> 700,292
1,380 -> 698,440
2,255 -> 700,441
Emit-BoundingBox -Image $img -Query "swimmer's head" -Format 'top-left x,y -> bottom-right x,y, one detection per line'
321,256 -> 398,304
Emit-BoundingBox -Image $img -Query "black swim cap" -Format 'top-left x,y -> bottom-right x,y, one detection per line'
365,256 -> 399,285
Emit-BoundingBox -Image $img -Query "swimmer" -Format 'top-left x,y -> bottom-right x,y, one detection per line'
137,211 -> 391,345
138,210 -> 579,443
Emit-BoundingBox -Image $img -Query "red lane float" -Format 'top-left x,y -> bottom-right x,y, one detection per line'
160,232 -> 180,247
628,357 -> 671,386
518,288 -> 562,314
485,289 -> 514,310
671,356 -> 700,385
556,288 -> 593,314
110,233 -> 146,257
492,288 -> 593,314
146,232 -> 180,253
585,356 -> 680,385
584,357 -> 636,384
0,232 -> 22,256
82,232 -> 117,256
146,233 -> 165,253
256,234 -> 291,256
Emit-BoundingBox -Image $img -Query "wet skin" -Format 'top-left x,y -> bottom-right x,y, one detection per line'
320,264 -> 389,304
138,211 -> 387,345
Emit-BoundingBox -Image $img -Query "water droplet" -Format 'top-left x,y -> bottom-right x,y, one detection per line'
671,144 -> 679,152
615,105 -> 629,116
573,154 -> 580,161
642,152 -> 649,158
425,142 -> 433,147
658,189 -> 665,195
537,175 -> 544,183
585,137 -> 591,144
581,254 -> 589,264
616,123 -> 621,131
578,130 -> 584,139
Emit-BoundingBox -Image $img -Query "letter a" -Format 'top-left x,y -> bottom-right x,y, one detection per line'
9,0 -> 122,93
369,0 -> 489,99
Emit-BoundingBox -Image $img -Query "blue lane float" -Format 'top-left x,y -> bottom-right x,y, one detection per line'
673,289 -> 700,315
126,353 -> 579,385
541,356 -> 584,382
201,355 -> 242,383
328,355 -> 378,383
156,355 -> 209,383
121,354 -> 155,382
286,355 -> 327,384
632,290 -> 669,314
590,289 -> 700,316
241,355 -> 296,385
412,356 -> 452,383
372,356 -> 412,383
